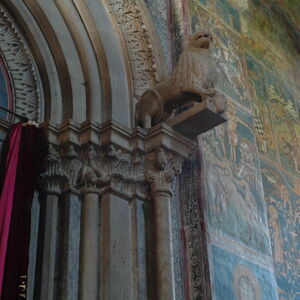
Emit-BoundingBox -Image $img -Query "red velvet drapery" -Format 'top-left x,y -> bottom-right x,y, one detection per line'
0,122 -> 47,300
0,122 -> 22,297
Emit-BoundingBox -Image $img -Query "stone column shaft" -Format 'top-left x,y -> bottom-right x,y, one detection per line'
80,189 -> 100,300
100,192 -> 134,300
146,148 -> 183,300
39,144 -> 67,300
40,193 -> 59,300
61,190 -> 81,300
153,190 -> 175,299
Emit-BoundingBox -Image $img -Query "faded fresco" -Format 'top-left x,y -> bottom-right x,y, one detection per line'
261,162 -> 300,299
190,2 -> 251,108
202,101 -> 270,253
211,245 -> 277,300
187,0 -> 300,298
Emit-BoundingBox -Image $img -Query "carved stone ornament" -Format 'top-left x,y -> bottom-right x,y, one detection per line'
40,144 -> 68,195
145,148 -> 183,194
0,6 -> 42,121
62,145 -> 84,191
106,0 -> 158,97
43,143 -> 185,198
99,145 -> 146,196
136,31 -> 226,129
58,143 -> 146,197
79,144 -> 109,192
180,157 -> 210,298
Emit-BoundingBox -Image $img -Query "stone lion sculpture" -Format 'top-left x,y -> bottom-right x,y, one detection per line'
136,31 -> 225,129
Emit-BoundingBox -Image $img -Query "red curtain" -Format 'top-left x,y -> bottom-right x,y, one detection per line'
0,122 -> 47,300
0,122 -> 22,297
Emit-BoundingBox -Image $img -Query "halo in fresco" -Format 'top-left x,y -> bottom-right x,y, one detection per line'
233,264 -> 261,300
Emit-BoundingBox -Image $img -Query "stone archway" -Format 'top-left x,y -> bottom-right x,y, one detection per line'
0,6 -> 43,122
0,1 -> 209,299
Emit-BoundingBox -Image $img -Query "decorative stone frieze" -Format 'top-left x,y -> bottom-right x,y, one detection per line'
105,0 -> 159,97
179,156 -> 211,298
0,6 -> 42,121
55,142 -> 147,198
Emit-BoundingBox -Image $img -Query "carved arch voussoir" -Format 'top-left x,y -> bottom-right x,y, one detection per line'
105,0 -> 167,98
0,6 -> 42,121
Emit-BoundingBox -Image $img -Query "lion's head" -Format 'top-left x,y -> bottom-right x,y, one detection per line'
189,31 -> 213,50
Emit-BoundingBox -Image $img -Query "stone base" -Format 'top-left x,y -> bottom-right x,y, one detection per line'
167,102 -> 226,139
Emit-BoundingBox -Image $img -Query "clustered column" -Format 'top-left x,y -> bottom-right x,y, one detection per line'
146,148 -> 183,300
40,145 -> 67,300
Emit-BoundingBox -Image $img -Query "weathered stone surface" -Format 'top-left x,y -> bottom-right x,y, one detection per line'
60,191 -> 81,300
136,31 -> 226,129
100,193 -> 134,300
80,191 -> 100,300
168,102 -> 226,139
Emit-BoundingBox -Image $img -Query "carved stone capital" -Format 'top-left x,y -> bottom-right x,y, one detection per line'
101,144 -> 146,197
81,186 -> 101,197
68,143 -> 147,198
40,144 -> 68,195
145,148 -> 183,195
79,144 -> 108,194
61,144 -> 83,193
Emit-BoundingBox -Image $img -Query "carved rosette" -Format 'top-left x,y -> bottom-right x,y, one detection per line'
0,6 -> 42,121
145,148 -> 183,195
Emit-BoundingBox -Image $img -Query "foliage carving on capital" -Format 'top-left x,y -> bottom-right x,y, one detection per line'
145,148 -> 183,194
40,144 -> 68,195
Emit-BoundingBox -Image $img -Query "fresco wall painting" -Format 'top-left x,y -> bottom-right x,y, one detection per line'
187,0 -> 300,298
203,102 -> 270,254
211,245 -> 277,300
262,163 -> 300,299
